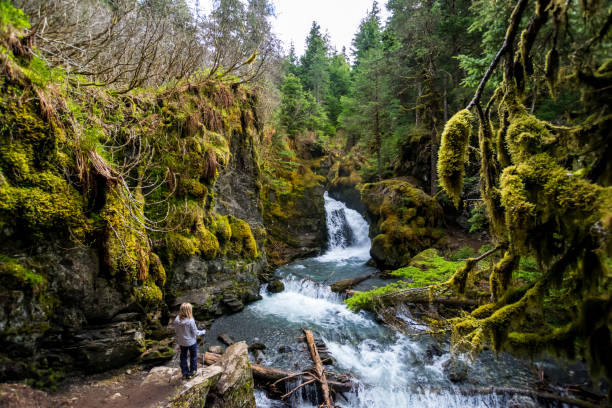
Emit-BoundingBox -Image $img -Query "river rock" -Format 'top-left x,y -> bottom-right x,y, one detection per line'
361,180 -> 444,269
169,258 -> 265,320
218,332 -> 235,346
142,366 -> 182,385
267,279 -> 284,293
248,343 -> 266,352
442,357 -> 470,383
208,345 -> 224,354
139,341 -> 175,364
508,394 -> 538,408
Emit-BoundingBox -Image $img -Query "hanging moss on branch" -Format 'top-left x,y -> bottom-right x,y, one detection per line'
437,109 -> 474,207
433,0 -> 612,392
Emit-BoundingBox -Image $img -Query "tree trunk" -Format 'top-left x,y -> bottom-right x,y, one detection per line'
375,111 -> 381,181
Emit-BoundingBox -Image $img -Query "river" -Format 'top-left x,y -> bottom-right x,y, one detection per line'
204,192 -> 578,407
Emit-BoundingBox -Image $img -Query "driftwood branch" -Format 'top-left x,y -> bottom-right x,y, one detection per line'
203,352 -> 354,393
281,378 -> 316,400
303,329 -> 334,408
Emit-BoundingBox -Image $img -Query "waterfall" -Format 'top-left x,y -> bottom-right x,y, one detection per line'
207,193 -> 536,408
317,192 -> 371,262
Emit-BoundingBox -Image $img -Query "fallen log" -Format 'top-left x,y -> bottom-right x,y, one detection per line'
330,274 -> 373,293
218,332 -> 235,346
204,352 -> 354,393
304,329 -> 334,408
349,287 -> 479,307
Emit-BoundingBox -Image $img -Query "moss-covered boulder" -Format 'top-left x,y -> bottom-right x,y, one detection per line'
361,180 -> 444,269
266,279 -> 284,293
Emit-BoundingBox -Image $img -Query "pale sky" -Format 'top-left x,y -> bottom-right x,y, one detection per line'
272,0 -> 389,55
189,0 -> 389,57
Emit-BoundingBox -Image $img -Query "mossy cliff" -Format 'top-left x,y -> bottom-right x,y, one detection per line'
0,8 -> 265,387
258,130 -> 328,266
361,180 -> 444,269
326,152 -> 365,214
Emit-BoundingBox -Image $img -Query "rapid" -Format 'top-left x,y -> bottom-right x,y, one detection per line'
204,192 -> 561,407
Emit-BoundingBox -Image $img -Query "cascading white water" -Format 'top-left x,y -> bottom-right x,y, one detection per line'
209,194 -> 540,408
316,192 -> 371,262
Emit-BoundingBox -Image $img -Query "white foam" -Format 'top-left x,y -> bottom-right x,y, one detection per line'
250,277 -> 374,329
325,335 -> 503,408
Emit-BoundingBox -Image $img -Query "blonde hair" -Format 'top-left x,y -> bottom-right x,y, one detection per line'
178,303 -> 193,320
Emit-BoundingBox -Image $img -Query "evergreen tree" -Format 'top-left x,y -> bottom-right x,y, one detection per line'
351,1 -> 382,67
299,21 -> 330,103
325,52 -> 351,127
278,73 -> 307,138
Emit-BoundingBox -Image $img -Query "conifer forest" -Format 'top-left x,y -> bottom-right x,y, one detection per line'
0,0 -> 610,407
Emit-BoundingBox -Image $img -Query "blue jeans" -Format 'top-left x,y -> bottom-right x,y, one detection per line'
180,343 -> 198,375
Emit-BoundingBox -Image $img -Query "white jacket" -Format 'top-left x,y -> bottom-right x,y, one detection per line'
171,316 -> 206,347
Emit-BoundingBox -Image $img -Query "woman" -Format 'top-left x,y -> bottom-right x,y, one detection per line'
171,302 -> 206,379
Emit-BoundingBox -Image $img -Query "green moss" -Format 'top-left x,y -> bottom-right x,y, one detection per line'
449,246 -> 477,261
393,249 -> 465,286
437,109 -> 474,207
360,180 -> 443,268
0,182 -> 87,238
346,249 -> 466,312
134,282 -> 163,307
0,254 -> 44,289
0,1 -> 29,33
228,215 -> 258,259
101,186 -> 150,282
489,251 -> 519,301
148,253 -> 166,287
198,227 -> 219,260
213,214 -> 232,243
179,178 -> 208,199
505,113 -> 554,163
164,232 -> 199,262
22,56 -> 65,87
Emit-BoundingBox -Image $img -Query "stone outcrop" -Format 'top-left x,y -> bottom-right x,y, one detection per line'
327,155 -> 366,215
168,257 -> 264,318
261,159 -> 327,266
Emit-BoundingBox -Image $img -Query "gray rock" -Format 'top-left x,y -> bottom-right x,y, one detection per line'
442,357 -> 470,383
267,280 -> 284,293
72,322 -> 145,372
142,366 -> 182,385
111,312 -> 141,322
208,345 -> 224,354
